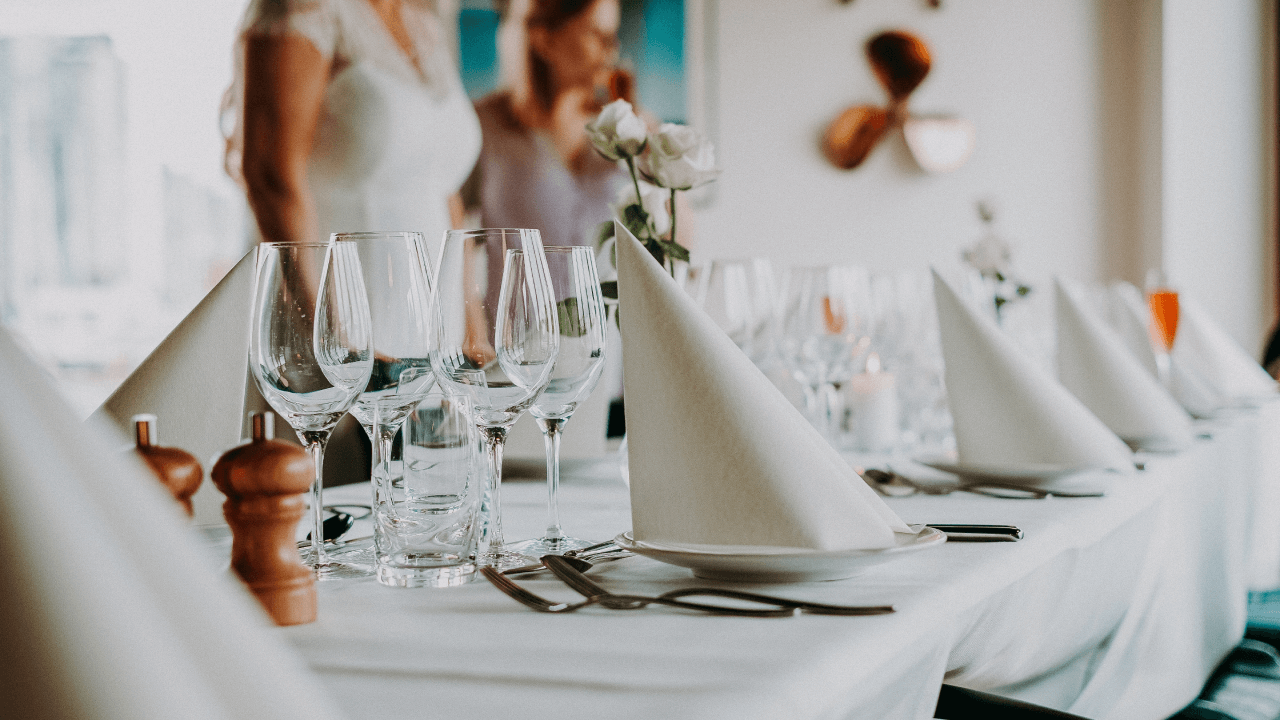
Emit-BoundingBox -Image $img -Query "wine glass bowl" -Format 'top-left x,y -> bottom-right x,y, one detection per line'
249,240 -> 372,578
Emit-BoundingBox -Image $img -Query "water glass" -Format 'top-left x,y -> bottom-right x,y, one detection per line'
373,391 -> 481,588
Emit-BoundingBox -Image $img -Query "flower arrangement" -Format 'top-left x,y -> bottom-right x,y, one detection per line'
585,99 -> 720,286
962,199 -> 1031,323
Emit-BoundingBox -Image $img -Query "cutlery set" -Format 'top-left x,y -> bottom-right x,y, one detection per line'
484,524 -> 1022,616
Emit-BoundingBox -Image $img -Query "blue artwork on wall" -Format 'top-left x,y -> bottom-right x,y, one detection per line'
457,0 -> 686,124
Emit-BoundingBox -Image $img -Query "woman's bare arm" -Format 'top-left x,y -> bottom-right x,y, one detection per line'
241,34 -> 331,244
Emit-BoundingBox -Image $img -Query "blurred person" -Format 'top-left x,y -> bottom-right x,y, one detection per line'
223,0 -> 481,246
464,0 -> 696,313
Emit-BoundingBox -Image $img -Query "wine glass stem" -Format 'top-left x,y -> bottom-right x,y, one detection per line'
302,436 -> 329,569
535,416 -> 568,541
1156,351 -> 1172,391
479,425 -> 509,556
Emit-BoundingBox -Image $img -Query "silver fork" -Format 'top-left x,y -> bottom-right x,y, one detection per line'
543,556 -> 894,616
481,567 -> 794,617
480,568 -> 611,613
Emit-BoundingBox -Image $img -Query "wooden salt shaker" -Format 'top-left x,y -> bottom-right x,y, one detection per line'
132,414 -> 202,516
211,413 -> 317,626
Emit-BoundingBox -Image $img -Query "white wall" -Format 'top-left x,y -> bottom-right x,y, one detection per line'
690,0 -> 1276,352
1161,0 -> 1276,352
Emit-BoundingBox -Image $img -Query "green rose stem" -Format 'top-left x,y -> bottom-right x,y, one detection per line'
668,188 -> 678,277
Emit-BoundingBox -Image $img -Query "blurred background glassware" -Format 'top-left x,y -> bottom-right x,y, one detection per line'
509,246 -> 608,557
431,229 -> 559,570
375,390 -> 481,588
249,240 -> 373,579
875,269 -> 952,456
778,265 -> 872,443
338,232 -> 438,502
1145,268 -> 1180,389
693,258 -> 779,366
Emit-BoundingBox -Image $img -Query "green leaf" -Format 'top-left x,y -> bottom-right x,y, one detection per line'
622,203 -> 650,233
657,239 -> 690,263
599,280 -> 618,300
643,239 -> 665,266
557,297 -> 587,337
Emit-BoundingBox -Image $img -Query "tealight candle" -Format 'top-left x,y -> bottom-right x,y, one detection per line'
845,353 -> 900,452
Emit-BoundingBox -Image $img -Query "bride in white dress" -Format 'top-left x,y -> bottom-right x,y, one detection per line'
224,0 -> 480,246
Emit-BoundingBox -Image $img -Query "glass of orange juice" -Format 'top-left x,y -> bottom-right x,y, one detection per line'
1145,269 -> 1179,387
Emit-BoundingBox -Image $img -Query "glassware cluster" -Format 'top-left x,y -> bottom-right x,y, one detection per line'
249,229 -> 611,582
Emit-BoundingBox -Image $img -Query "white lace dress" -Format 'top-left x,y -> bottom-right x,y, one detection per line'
228,0 -> 480,245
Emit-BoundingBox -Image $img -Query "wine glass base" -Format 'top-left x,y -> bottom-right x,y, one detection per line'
300,537 -> 375,580
507,535 -> 595,556
477,547 -> 539,571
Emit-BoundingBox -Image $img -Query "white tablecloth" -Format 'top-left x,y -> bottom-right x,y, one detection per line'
274,404 -> 1280,720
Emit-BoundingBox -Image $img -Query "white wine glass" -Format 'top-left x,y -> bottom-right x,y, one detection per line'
508,246 -> 607,556
778,265 -> 871,443
431,229 -> 559,569
339,232 -> 437,501
694,258 -> 778,365
249,240 -> 373,579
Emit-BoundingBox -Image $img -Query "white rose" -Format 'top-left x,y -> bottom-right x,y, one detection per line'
613,180 -> 671,238
585,99 -> 648,161
637,123 -> 720,190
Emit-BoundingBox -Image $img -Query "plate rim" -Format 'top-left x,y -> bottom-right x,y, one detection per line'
613,526 -> 946,560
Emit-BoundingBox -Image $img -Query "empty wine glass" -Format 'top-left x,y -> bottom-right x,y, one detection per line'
339,232 -> 437,497
431,229 -> 559,569
508,246 -> 607,557
694,258 -> 778,365
778,265 -> 871,443
249,241 -> 372,579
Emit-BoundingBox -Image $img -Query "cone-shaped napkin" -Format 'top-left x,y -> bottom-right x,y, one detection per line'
1055,278 -> 1194,450
93,249 -> 368,524
0,326 -> 342,720
933,270 -> 1133,471
93,250 -> 260,524
1107,282 -> 1227,418
616,222 -> 908,551
1172,295 -> 1277,404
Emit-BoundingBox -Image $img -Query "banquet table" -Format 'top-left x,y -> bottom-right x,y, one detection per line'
264,403 -> 1280,720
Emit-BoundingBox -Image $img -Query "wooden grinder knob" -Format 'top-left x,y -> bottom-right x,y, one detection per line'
211,413 -> 317,626
132,414 -> 203,516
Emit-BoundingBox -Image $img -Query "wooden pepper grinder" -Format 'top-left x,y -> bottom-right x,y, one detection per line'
132,414 -> 203,516
211,413 -> 316,626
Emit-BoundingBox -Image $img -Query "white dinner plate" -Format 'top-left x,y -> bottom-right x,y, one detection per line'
613,526 -> 946,583
912,455 -> 1119,495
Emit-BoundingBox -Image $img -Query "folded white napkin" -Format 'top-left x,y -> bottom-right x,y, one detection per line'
1055,278 -> 1194,450
0,326 -> 342,720
93,249 -> 369,525
615,221 -> 909,551
1172,295 -> 1277,404
92,250 -> 261,524
933,270 -> 1133,471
